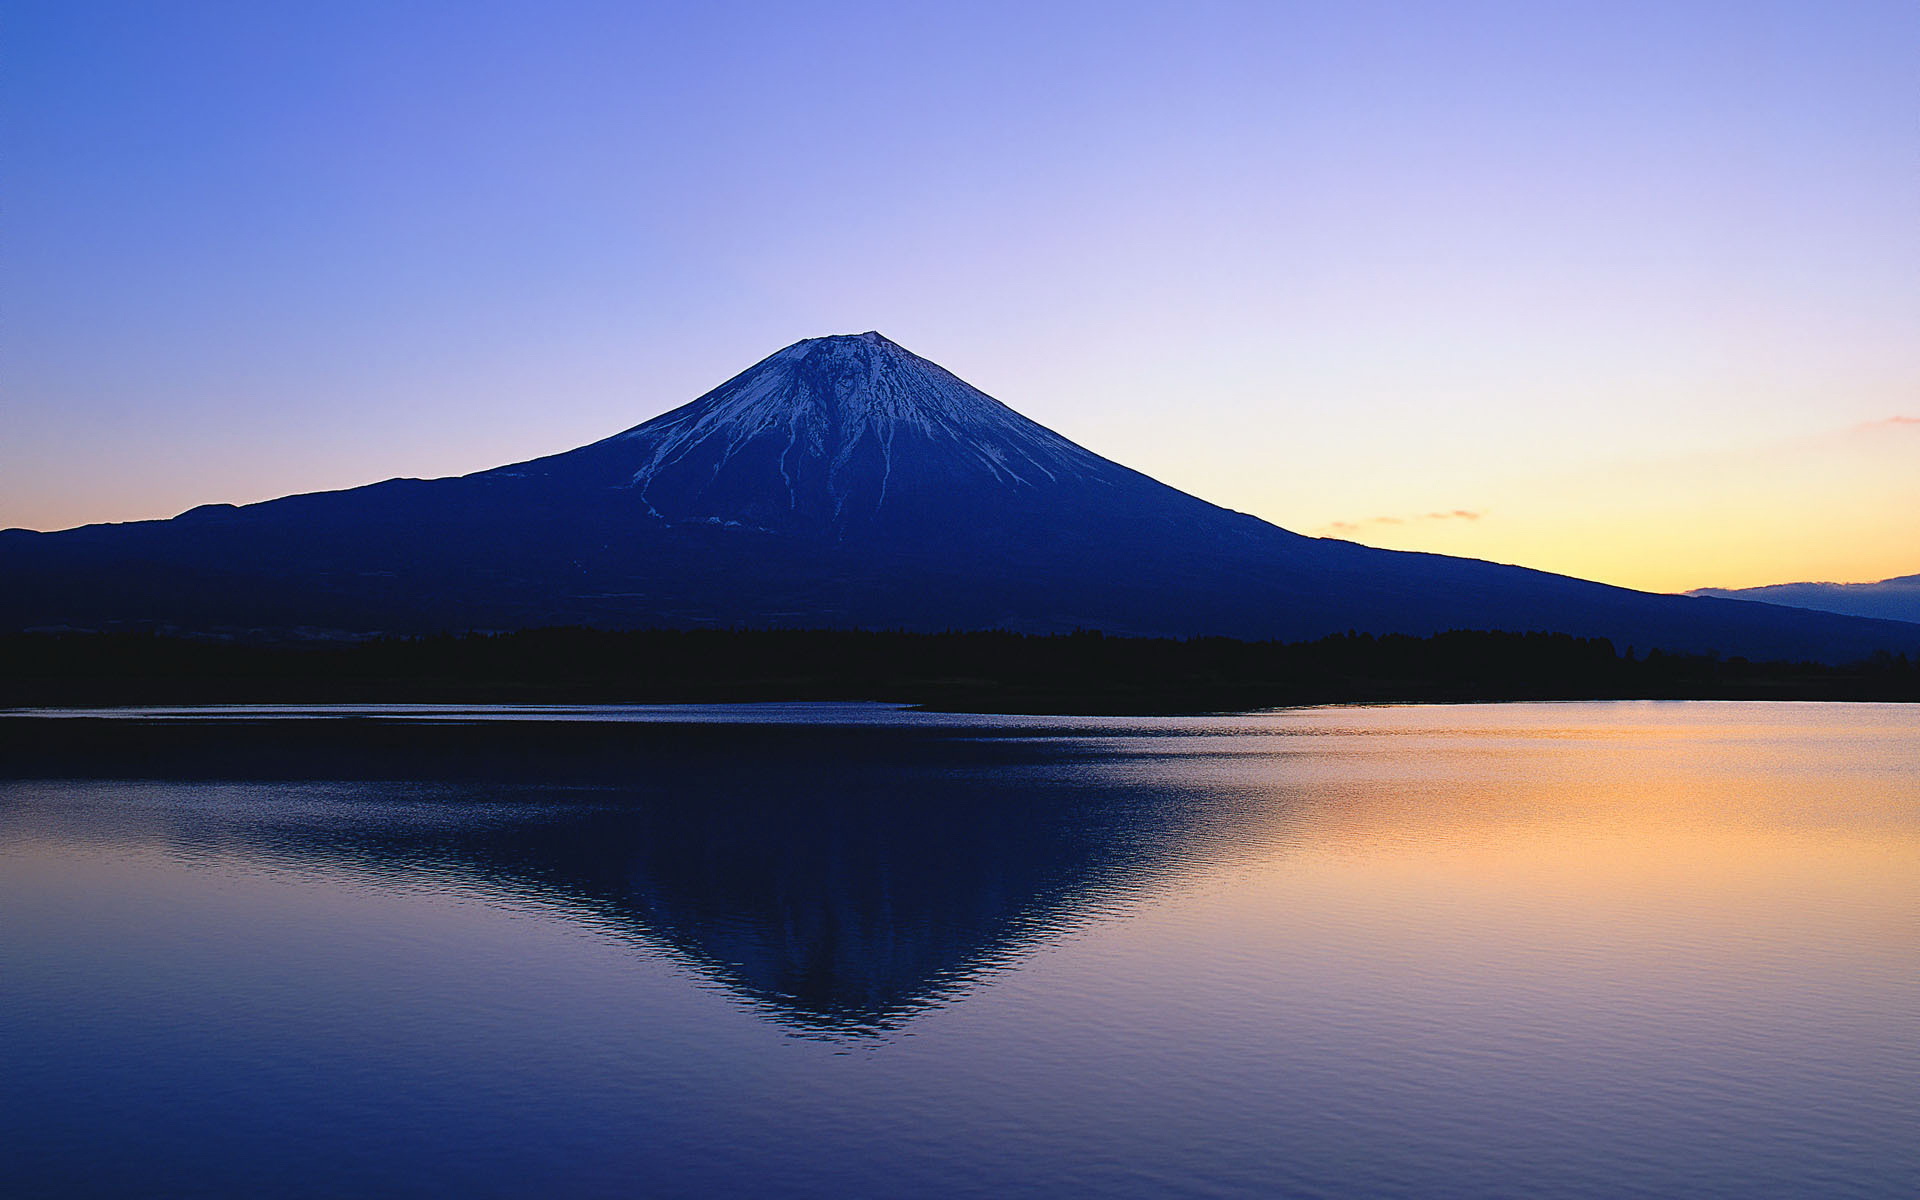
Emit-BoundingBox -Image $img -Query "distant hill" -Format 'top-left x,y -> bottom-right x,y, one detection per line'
5,331 -> 1918,662
1689,574 -> 1920,625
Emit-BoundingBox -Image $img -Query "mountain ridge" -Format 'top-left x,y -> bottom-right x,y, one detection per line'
1690,574 -> 1920,626
4,332 -> 1917,663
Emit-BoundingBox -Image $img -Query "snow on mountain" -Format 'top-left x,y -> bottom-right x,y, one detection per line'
494,332 -> 1130,533
622,332 -> 1111,488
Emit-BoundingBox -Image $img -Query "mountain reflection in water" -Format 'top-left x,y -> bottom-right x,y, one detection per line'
3,713 -> 1266,1033
5,703 -> 1918,1200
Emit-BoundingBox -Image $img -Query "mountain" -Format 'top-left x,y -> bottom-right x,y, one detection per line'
1689,574 -> 1920,626
5,331 -> 1918,661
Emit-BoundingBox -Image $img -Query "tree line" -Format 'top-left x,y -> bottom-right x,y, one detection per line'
4,626 -> 1916,710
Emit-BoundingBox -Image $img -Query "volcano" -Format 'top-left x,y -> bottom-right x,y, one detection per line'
4,332 -> 1917,660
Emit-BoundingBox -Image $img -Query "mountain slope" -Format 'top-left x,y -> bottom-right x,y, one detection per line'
5,332 -> 1917,662
1690,575 -> 1920,626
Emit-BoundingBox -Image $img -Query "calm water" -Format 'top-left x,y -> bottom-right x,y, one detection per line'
2,702 -> 1915,1198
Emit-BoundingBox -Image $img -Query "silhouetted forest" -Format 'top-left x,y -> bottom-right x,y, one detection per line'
3,627 -> 1915,711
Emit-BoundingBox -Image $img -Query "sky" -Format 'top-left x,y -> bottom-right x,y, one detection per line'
5,0 -> 1916,593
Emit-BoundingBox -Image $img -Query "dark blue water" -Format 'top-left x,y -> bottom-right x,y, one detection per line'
2,702 -> 1915,1198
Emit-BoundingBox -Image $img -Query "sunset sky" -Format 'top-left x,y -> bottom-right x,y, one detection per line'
7,0 -> 1915,593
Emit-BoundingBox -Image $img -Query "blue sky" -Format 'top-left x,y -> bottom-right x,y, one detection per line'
6,1 -> 1916,589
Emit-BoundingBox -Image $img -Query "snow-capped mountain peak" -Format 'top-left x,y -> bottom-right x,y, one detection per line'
541,333 -> 1128,531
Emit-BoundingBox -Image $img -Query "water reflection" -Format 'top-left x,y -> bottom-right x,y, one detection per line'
1,717 -> 1260,1033
5,705 -> 1918,1200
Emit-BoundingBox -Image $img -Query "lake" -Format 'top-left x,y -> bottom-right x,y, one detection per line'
2,701 -> 1915,1198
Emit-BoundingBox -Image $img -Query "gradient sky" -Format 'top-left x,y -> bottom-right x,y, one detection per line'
6,0 -> 1916,592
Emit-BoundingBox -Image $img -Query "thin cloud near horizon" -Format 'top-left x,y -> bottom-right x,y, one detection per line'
1319,510 -> 1484,536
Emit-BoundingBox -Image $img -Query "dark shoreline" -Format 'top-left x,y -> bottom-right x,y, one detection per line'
5,627 -> 1916,714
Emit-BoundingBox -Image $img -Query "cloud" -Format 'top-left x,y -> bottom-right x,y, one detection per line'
1315,509 -> 1483,537
1856,415 -> 1920,432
